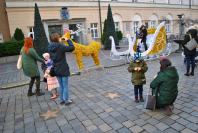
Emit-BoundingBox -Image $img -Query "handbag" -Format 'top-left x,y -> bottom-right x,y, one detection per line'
17,55 -> 22,69
144,89 -> 156,110
185,38 -> 198,51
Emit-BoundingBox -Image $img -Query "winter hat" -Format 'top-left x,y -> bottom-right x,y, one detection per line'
160,56 -> 171,70
133,45 -> 142,62
42,53 -> 50,59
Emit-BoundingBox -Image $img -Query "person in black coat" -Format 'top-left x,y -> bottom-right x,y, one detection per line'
139,25 -> 148,51
181,29 -> 198,76
48,33 -> 75,105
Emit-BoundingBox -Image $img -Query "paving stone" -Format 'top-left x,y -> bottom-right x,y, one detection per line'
98,123 -> 112,132
86,125 -> 98,132
146,118 -> 160,125
110,122 -> 123,130
87,113 -> 98,120
117,127 -> 131,133
92,118 -> 105,125
185,123 -> 198,131
115,115 -> 128,123
134,119 -> 147,126
155,122 -> 169,131
122,120 -> 135,128
164,128 -> 179,133
170,122 -> 185,131
181,128 -> 196,133
102,116 -> 116,125
177,118 -> 190,126
129,125 -> 143,133
82,119 -> 93,127
56,117 -> 68,126
142,124 -> 157,132
90,128 -> 103,133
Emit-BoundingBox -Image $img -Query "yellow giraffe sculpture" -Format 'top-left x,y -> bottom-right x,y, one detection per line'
61,32 -> 102,71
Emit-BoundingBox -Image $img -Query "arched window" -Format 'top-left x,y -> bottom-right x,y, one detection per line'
149,14 -> 158,28
132,14 -> 142,34
165,14 -> 173,33
113,14 -> 123,32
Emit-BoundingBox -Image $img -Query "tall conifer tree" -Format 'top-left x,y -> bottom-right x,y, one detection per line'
33,3 -> 48,56
101,19 -> 107,45
104,4 -> 119,50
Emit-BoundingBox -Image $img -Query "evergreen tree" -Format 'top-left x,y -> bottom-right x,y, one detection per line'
116,31 -> 123,41
33,3 -> 48,56
14,28 -> 24,41
101,19 -> 107,45
104,4 -> 119,50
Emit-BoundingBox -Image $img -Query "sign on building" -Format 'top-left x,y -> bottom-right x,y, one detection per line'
60,7 -> 70,20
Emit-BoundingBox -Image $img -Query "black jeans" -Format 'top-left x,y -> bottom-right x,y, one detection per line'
134,85 -> 143,98
186,55 -> 195,74
29,76 -> 40,93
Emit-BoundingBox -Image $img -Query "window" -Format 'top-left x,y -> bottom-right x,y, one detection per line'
149,21 -> 156,28
28,27 -> 34,39
133,21 -> 139,33
90,23 -> 98,38
125,22 -> 131,32
165,20 -> 171,33
115,22 -> 120,31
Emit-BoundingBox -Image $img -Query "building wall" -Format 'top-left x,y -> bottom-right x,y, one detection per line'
5,0 -> 198,43
0,0 -> 11,42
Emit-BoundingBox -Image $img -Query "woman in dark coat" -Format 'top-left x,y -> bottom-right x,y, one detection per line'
48,33 -> 74,105
21,37 -> 45,96
181,29 -> 198,76
150,57 -> 179,115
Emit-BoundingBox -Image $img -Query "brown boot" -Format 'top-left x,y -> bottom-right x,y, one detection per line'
164,106 -> 173,116
134,96 -> 139,103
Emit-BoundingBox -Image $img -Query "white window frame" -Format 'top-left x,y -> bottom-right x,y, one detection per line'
90,23 -> 99,38
165,20 -> 171,33
115,22 -> 120,31
149,20 -> 157,28
133,21 -> 139,33
28,27 -> 34,39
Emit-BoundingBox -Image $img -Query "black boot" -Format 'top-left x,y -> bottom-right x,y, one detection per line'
27,88 -> 35,96
28,78 -> 35,96
134,96 -> 139,103
35,77 -> 44,96
139,95 -> 144,102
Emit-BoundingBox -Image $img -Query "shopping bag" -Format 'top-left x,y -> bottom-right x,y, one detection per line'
185,38 -> 198,51
17,55 -> 22,69
144,89 -> 156,110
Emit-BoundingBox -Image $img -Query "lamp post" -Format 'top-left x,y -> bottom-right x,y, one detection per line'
176,14 -> 184,52
98,0 -> 103,39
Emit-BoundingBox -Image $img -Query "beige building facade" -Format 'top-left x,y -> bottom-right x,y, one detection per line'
3,0 -> 198,43
0,0 -> 11,42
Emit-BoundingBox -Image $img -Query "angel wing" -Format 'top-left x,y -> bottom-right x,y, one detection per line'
132,22 -> 167,56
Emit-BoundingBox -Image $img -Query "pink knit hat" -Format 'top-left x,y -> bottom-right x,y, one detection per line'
42,53 -> 50,59
159,56 -> 171,67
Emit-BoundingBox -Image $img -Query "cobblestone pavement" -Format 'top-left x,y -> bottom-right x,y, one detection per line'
0,52 -> 198,133
0,50 -> 127,88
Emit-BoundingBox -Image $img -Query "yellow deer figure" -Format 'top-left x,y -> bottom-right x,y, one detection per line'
61,32 -> 101,71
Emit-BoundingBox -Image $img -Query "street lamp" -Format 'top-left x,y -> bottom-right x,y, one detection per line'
98,0 -> 103,39
175,14 -> 184,52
